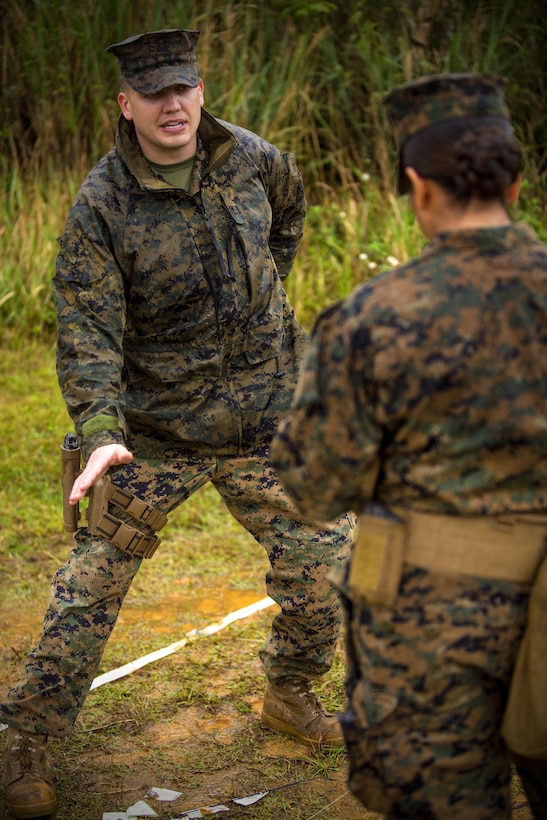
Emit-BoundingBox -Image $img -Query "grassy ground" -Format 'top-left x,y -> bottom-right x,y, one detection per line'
0,345 -> 534,819
0,344 -> 372,819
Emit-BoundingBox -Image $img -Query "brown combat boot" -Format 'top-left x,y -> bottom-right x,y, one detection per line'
260,679 -> 344,749
3,727 -> 57,819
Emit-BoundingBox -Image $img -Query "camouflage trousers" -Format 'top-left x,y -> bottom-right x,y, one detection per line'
337,565 -> 530,819
0,452 -> 352,737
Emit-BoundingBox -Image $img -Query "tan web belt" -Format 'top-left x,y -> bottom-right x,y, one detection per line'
87,478 -> 168,559
404,510 -> 547,583
350,509 -> 547,607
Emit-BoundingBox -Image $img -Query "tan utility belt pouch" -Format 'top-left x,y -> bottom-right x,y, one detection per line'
502,555 -> 547,759
351,506 -> 547,757
351,506 -> 547,607
349,505 -> 406,607
87,476 -> 168,559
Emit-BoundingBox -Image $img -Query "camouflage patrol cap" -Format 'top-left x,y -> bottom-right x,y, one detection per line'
382,72 -> 510,148
106,29 -> 201,95
382,72 -> 510,193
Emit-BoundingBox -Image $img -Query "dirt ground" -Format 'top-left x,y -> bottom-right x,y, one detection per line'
0,576 -> 377,820
0,348 -> 538,818
0,582 -> 535,820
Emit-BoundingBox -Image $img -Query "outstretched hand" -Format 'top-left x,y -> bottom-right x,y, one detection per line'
69,444 -> 133,504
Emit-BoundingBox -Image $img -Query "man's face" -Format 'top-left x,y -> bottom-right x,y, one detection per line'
118,80 -> 204,164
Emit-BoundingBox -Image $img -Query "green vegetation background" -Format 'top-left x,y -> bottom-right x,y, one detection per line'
0,6 -> 544,814
2,0 -> 546,551
1,0 -> 546,342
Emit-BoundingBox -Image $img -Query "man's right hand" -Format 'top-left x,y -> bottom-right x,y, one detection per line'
69,444 -> 133,504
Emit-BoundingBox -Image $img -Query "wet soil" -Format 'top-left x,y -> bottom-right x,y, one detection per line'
0,573 -> 375,819
0,576 -> 534,820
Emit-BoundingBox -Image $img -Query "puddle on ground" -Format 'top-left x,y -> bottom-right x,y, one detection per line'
0,583 -> 273,650
116,586 -> 268,636
0,584 -> 276,695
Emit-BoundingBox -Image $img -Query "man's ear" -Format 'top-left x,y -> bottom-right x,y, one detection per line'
118,91 -> 132,121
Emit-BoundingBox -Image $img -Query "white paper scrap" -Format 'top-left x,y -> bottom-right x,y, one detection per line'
233,791 -> 269,806
0,723 -> 8,732
102,814 -> 127,820
126,800 -> 158,817
148,787 -> 183,801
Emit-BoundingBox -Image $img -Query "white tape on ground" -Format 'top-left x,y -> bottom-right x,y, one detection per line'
90,596 -> 276,690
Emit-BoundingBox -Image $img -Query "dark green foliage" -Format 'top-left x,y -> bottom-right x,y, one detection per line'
1,0 -> 546,196
1,0 -> 545,343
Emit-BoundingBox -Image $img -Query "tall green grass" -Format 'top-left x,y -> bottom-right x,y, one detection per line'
1,0 -> 546,342
0,167 -> 424,342
3,0 -> 546,181
1,166 -> 542,345
0,172 -> 72,339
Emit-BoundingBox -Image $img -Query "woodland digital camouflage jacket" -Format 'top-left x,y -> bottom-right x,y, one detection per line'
54,110 -> 308,459
272,224 -> 547,518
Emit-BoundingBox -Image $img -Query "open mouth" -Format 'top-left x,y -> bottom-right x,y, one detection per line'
161,120 -> 186,132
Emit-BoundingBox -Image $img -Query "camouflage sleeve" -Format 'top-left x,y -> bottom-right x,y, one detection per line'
219,122 -> 306,280
262,147 -> 307,281
271,301 -> 382,522
53,182 -> 128,457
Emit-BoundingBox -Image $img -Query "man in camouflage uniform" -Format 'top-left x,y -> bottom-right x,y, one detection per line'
0,29 -> 351,819
272,73 -> 547,818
